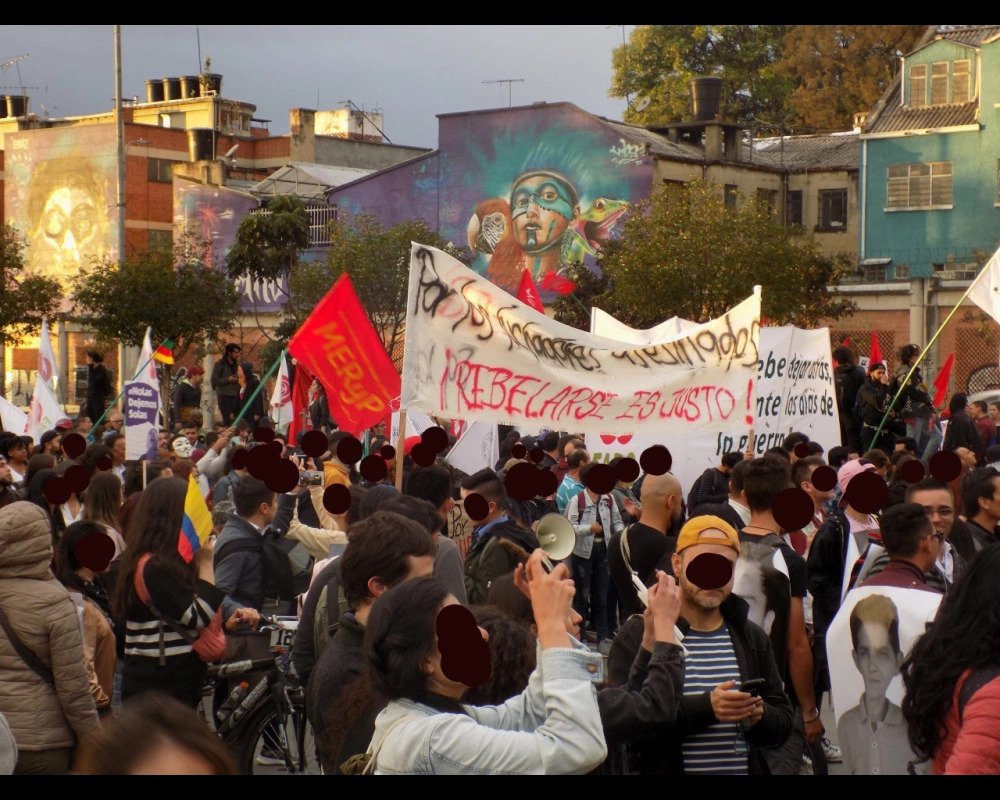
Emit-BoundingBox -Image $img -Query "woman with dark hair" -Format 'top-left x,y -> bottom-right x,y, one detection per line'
22,453 -> 56,498
464,606 -> 537,706
26,467 -> 63,544
902,546 -> 1000,773
236,362 -> 265,425
362,551 -> 607,774
75,692 -> 235,774
55,520 -> 117,717
113,476 -> 256,708
1,435 -> 32,485
84,471 -> 126,559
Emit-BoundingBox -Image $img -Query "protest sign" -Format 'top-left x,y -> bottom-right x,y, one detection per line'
401,244 -> 761,440
587,314 -> 840,495
124,381 -> 160,460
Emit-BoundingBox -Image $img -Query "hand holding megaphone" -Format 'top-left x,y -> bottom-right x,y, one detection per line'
535,513 -> 576,573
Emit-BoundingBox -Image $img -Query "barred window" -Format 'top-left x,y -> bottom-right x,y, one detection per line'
909,64 -> 927,107
953,60 -> 971,103
931,61 -> 949,105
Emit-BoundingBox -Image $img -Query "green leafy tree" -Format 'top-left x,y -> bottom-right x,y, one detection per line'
72,241 -> 241,422
551,263 -> 616,332
592,181 -> 856,327
0,225 -> 63,398
225,194 -> 311,288
611,25 -> 793,128
778,25 -> 927,131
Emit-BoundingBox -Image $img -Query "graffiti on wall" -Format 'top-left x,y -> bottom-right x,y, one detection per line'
173,180 -> 287,312
4,127 -> 118,288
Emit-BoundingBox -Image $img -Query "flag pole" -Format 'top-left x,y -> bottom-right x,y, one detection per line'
86,341 -> 167,441
231,350 -> 285,429
868,268 -> 992,448
395,411 -> 408,490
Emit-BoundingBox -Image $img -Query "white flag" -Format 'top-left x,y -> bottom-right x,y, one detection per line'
38,318 -> 59,397
969,246 -> 1000,325
133,327 -> 159,388
269,356 -> 293,432
25,374 -> 66,444
445,421 -> 499,476
0,396 -> 28,436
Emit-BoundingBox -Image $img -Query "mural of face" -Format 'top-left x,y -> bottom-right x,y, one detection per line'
509,171 -> 579,255
852,621 -> 902,701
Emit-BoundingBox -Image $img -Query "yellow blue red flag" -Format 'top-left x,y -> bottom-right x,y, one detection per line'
178,475 -> 212,562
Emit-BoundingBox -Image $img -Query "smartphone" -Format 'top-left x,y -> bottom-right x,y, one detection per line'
298,470 -> 324,486
739,678 -> 767,697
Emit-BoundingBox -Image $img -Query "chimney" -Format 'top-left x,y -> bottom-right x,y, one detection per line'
690,77 -> 723,122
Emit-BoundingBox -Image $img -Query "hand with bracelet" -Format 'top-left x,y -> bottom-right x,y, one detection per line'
802,706 -> 825,742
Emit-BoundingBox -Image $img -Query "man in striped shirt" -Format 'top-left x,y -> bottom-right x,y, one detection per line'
663,515 -> 793,775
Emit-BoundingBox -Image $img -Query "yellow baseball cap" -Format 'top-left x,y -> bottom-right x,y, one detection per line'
675,515 -> 741,555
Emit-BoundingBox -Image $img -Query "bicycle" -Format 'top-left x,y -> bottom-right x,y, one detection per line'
202,614 -> 321,774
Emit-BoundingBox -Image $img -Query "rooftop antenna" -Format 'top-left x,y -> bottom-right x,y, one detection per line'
338,99 -> 391,143
196,27 -> 202,74
0,54 -> 29,96
482,78 -> 524,107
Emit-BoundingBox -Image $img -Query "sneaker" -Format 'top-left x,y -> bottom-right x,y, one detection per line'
821,738 -> 842,763
255,752 -> 286,767
799,753 -> 814,775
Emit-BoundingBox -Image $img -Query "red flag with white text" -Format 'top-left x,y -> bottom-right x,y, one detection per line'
288,274 -> 400,436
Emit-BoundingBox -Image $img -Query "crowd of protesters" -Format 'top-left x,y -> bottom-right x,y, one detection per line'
1,342 -> 999,775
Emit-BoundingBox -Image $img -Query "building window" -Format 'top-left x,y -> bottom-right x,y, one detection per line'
817,189 -> 848,230
785,190 -> 802,226
147,229 -> 172,252
147,157 -> 177,183
953,59 -> 971,103
909,64 -> 927,107
930,61 -> 949,105
887,162 -> 953,210
756,188 -> 778,214
724,184 -> 738,209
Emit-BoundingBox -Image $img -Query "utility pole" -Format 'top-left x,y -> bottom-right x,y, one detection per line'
114,25 -> 127,396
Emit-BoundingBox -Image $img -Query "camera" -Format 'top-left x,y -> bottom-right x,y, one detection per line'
298,471 -> 324,486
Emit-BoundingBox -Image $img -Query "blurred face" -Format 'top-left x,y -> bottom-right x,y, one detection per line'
870,367 -> 887,383
976,476 -> 1000,522
109,415 -> 124,430
183,427 -> 198,446
112,438 -> 126,464
910,487 -> 955,537
46,435 -> 63,456
955,447 -> 977,469
190,373 -> 204,386
9,443 -> 27,463
672,540 -> 737,612
0,457 -> 12,486
852,621 -> 902,700
158,431 -> 171,448
802,464 -> 834,504
989,403 -> 1000,422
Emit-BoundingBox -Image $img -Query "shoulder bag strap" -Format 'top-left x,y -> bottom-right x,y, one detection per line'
619,524 -> 635,572
0,603 -> 55,688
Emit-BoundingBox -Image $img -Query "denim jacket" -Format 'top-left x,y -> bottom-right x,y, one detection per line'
566,492 -> 624,559
368,641 -> 607,774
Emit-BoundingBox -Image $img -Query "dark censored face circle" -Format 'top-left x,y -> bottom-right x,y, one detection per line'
929,450 -> 962,484
810,465 -> 837,492
337,436 -> 363,465
900,459 -> 926,483
63,464 -> 91,495
264,457 -> 299,495
245,443 -> 277,479
230,447 -> 249,470
74,531 -> 116,573
43,476 -> 71,505
437,604 -> 491,687
96,456 -> 112,472
511,443 -> 527,460
844,471 -> 888,515
534,467 -> 559,498
793,443 -> 809,459
409,442 -> 436,467
583,463 -> 617,496
616,457 -> 641,483
380,445 -> 396,461
252,426 -> 275,443
323,484 -> 352,515
301,430 -> 328,458
421,426 -> 449,454
686,552 -> 734,590
505,462 -> 544,501
463,492 -> 489,522
771,487 -> 814,532
640,445 -> 672,476
62,433 -> 86,459
529,447 -> 544,464
360,454 -> 388,484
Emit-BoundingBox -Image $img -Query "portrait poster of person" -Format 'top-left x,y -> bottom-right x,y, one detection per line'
826,586 -> 942,775
732,539 -> 791,674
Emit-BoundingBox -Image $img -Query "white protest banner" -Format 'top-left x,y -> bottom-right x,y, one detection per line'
445,421 -> 499,476
402,244 -> 761,439
125,327 -> 161,460
826,585 -> 941,775
25,374 -> 65,444
590,308 -> 699,342
0,396 -> 28,436
38,317 -> 59,398
390,407 -> 435,449
269,356 -> 293,432
587,315 -> 840,495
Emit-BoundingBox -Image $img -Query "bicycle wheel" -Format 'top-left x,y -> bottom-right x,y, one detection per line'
238,704 -> 321,775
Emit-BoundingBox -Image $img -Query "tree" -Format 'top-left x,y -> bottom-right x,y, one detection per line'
610,25 -> 793,128
550,262 -> 616,332
586,181 -> 856,328
72,241 -> 241,423
0,225 -> 63,398
778,26 -> 926,131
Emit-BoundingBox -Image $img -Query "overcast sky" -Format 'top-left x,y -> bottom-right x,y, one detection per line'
4,25 -> 633,149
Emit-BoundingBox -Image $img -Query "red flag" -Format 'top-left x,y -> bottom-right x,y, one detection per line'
840,336 -> 851,347
539,270 -> 577,294
869,332 -> 883,369
932,353 -> 955,408
516,270 -> 545,313
286,360 -> 313,445
288,274 -> 401,436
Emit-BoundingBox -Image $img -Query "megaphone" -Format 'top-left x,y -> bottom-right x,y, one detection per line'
535,513 -> 576,572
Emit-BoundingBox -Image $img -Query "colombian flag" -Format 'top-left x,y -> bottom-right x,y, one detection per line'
178,475 -> 212,563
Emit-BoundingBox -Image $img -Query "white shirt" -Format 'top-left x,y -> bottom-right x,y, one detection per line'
728,497 -> 751,526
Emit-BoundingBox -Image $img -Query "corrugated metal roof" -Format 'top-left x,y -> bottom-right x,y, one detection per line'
866,89 -> 979,134
753,132 -> 859,171
934,25 -> 1000,47
594,117 -> 707,163
252,161 -> 373,199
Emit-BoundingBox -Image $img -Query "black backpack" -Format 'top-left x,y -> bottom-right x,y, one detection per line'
215,529 -> 313,603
